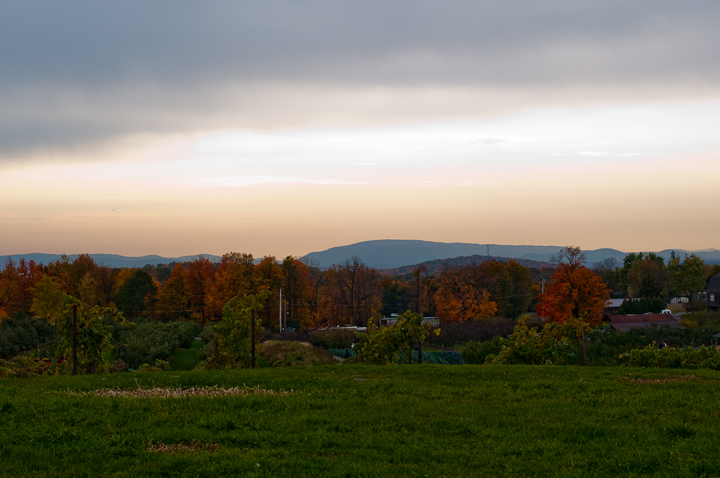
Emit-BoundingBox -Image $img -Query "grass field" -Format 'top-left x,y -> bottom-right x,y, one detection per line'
2,365 -> 720,477
170,340 -> 204,371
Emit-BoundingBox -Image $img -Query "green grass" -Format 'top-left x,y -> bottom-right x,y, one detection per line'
170,340 -> 204,371
2,365 -> 720,477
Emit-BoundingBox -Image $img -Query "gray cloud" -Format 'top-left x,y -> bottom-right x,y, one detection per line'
2,0 -> 720,160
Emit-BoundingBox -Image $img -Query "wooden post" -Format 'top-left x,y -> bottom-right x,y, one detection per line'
418,339 -> 423,364
251,310 -> 256,369
72,304 -> 78,376
581,328 -> 587,366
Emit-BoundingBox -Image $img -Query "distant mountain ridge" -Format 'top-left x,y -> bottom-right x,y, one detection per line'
0,253 -> 221,269
302,240 -> 720,269
381,255 -> 553,276
3,241 -> 718,270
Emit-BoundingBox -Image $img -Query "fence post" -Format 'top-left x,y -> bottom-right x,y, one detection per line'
418,339 -> 422,364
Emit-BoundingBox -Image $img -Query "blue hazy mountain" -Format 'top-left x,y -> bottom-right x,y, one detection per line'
301,240 -> 720,269
0,253 -> 221,268
3,241 -> 718,270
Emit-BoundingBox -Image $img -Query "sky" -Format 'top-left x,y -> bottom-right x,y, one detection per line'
1,1 -> 720,258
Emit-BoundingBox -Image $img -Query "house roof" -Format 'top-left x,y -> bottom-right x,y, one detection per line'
707,273 -> 720,294
608,314 -> 682,332
606,299 -> 625,308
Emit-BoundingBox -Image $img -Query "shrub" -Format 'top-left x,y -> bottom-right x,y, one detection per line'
260,340 -> 336,367
397,351 -> 464,365
617,298 -> 666,315
114,321 -> 181,369
0,311 -> 58,360
620,344 -> 720,369
135,359 -> 172,372
309,329 -> 356,349
684,299 -> 709,313
170,321 -> 201,349
112,358 -> 129,372
424,319 -> 516,349
0,354 -> 61,378
680,310 -> 720,329
461,338 -> 505,364
199,325 -> 215,344
485,317 -> 589,365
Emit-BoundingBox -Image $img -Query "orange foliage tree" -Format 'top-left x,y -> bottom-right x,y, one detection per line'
536,247 -> 610,326
157,264 -> 192,321
186,257 -> 215,324
434,267 -> 498,322
210,252 -> 256,316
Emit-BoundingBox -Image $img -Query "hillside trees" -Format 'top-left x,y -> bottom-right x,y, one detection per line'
536,247 -> 610,326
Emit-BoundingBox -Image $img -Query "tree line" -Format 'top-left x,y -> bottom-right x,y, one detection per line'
0,253 -> 539,328
1,248 -> 717,330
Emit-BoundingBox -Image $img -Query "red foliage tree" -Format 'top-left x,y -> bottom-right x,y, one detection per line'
536,247 -> 610,325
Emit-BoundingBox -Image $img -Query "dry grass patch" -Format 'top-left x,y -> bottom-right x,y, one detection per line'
621,375 -> 697,384
72,385 -> 294,398
147,440 -> 219,454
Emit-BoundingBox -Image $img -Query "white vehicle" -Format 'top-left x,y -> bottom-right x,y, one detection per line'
661,309 -> 673,315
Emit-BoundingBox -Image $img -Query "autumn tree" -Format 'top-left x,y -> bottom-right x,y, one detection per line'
480,260 -> 534,319
667,254 -> 706,298
254,256 -> 285,329
535,247 -> 610,326
206,291 -> 268,368
211,252 -> 255,316
281,257 -> 313,329
186,257 -> 215,324
303,258 -> 327,327
325,257 -> 382,326
157,264 -> 192,321
434,267 -> 497,322
114,269 -> 158,318
0,258 -> 43,318
627,253 -> 668,299
380,278 -> 408,317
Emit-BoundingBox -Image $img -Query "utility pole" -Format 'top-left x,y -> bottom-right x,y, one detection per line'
251,310 -> 256,369
279,288 -> 283,333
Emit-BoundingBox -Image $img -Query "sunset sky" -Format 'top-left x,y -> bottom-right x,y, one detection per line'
2,1 -> 719,258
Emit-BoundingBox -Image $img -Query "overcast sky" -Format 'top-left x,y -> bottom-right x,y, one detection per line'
2,1 -> 719,257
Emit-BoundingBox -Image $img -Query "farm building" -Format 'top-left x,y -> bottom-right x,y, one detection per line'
707,273 -> 720,311
607,314 -> 682,332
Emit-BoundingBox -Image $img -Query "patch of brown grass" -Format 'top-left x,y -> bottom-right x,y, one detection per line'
147,440 -> 219,454
621,375 -> 697,384
71,385 -> 294,398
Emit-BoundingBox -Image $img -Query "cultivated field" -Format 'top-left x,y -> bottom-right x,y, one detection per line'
2,365 -> 720,477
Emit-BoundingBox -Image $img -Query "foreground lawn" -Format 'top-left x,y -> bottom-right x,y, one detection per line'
2,365 -> 720,477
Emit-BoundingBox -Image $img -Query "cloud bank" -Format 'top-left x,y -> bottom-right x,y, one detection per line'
2,1 -> 720,161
